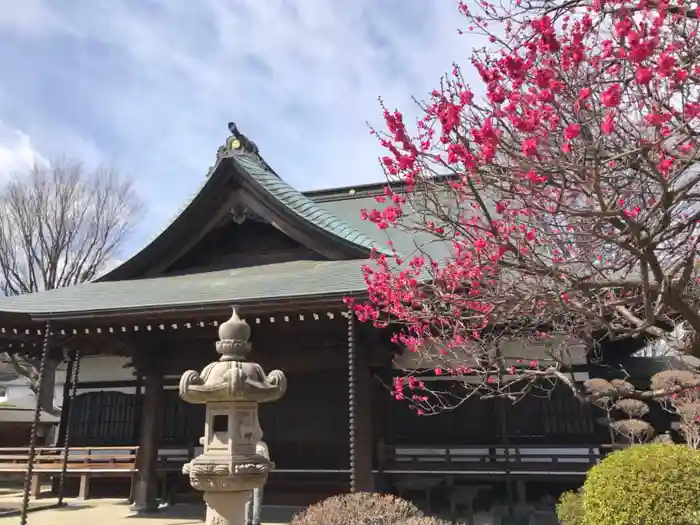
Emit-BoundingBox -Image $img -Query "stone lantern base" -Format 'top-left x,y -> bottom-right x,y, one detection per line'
203,491 -> 252,525
183,458 -> 271,525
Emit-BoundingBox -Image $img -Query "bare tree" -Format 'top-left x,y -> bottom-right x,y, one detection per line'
0,159 -> 144,415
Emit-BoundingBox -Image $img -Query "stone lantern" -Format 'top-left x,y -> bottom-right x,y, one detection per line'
179,308 -> 287,525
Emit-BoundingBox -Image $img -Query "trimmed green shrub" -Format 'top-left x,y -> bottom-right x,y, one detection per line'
556,490 -> 584,525
582,443 -> 700,525
290,492 -> 424,525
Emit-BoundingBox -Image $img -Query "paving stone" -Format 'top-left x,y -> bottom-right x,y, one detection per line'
0,498 -> 292,525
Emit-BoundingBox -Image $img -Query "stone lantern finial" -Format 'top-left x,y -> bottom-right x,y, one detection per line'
219,308 -> 250,342
216,308 -> 252,361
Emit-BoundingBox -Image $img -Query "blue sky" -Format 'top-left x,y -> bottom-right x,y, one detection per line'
0,0 -> 471,257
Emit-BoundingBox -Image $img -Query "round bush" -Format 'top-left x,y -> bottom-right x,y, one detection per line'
582,444 -> 700,525
556,490 -> 583,525
291,492 -> 424,525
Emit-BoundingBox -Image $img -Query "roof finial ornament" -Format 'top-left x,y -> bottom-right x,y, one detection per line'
221,121 -> 259,157
214,120 -> 278,179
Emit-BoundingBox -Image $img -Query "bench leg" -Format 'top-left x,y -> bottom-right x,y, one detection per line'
78,474 -> 91,500
127,474 -> 136,504
30,474 -> 42,499
161,474 -> 169,506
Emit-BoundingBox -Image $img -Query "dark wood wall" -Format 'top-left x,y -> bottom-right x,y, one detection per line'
67,314 -> 353,456
166,219 -> 322,275
387,384 -> 599,446
68,369 -> 351,471
68,377 -> 599,456
260,369 -> 349,469
506,387 -> 597,443
64,315 -> 602,461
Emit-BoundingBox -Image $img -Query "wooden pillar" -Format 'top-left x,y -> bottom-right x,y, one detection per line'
348,313 -> 374,492
56,356 -> 75,446
131,359 -> 164,513
58,349 -> 82,505
372,362 -> 393,493
498,398 -> 515,523
52,355 -> 75,495
132,374 -> 144,444
353,358 -> 374,492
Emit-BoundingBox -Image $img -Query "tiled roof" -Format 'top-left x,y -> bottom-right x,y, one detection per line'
0,134 -> 442,318
0,259 -> 371,317
233,154 -> 391,255
0,184 -> 447,318
313,191 -> 452,262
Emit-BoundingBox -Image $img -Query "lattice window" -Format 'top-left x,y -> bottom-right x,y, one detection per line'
507,386 -> 597,444
70,391 -> 136,446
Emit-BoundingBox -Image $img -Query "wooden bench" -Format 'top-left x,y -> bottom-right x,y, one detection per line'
156,447 -> 193,505
0,446 -> 139,500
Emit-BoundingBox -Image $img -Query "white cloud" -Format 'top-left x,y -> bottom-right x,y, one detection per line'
0,123 -> 48,180
0,0 -> 67,37
0,0 -> 481,247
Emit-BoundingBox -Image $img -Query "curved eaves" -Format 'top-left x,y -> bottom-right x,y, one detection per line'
231,153 -> 392,258
97,158 -> 231,281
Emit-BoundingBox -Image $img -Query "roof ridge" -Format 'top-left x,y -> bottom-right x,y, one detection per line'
304,182 -> 389,202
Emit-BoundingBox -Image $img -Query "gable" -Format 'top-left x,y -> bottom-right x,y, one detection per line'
164,215 -> 322,275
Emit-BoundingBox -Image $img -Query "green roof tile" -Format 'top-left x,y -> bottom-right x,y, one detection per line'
311,193 -> 453,262
233,154 -> 392,255
0,260 -> 371,317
